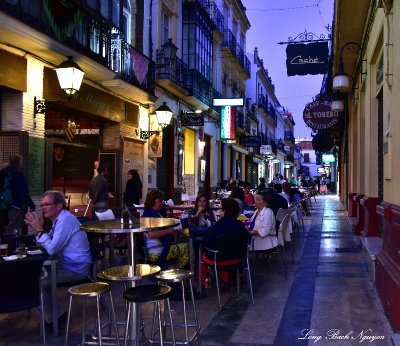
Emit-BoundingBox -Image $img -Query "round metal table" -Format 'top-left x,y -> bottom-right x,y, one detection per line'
80,217 -> 179,346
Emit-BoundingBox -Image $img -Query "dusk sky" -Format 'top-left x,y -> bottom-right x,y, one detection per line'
243,0 -> 334,138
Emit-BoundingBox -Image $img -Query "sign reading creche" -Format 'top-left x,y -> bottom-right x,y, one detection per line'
286,42 -> 329,76
303,100 -> 340,130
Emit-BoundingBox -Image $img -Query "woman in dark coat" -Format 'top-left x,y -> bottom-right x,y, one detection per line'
123,169 -> 142,206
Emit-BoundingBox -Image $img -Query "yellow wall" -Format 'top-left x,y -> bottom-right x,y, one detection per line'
184,128 -> 195,174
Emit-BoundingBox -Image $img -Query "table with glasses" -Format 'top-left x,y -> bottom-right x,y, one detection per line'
80,217 -> 179,345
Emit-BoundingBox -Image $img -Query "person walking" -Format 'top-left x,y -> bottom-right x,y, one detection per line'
0,154 -> 35,236
88,165 -> 108,211
123,169 -> 142,206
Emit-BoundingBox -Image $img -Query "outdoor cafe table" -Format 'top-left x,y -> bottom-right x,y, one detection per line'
80,217 -> 179,345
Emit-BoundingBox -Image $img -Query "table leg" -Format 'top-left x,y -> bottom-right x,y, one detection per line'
51,260 -> 58,337
127,232 -> 139,345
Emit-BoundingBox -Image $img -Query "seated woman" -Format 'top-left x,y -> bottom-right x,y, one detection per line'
186,193 -> 216,234
247,191 -> 277,251
185,193 -> 216,266
142,190 -> 189,269
200,198 -> 249,287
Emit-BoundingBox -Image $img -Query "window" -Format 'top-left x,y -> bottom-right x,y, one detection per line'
162,12 -> 170,44
304,153 -> 310,163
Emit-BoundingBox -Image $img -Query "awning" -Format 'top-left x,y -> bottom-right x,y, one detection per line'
231,145 -> 249,155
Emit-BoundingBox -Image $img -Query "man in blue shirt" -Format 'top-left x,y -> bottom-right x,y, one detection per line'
24,191 -> 91,324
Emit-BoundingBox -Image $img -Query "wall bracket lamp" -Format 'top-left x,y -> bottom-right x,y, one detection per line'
332,42 -> 361,93
33,56 -> 85,118
140,102 -> 173,139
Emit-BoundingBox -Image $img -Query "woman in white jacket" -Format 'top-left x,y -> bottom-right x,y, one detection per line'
248,191 -> 277,251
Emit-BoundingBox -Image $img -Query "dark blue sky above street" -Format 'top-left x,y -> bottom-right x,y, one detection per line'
243,0 -> 334,138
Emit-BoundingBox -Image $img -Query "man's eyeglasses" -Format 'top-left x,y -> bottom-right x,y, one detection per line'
40,203 -> 57,208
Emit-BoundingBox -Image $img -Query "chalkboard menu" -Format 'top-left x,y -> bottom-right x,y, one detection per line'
28,137 -> 45,195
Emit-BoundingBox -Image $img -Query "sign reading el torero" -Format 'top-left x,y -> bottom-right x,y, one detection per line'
303,100 -> 340,130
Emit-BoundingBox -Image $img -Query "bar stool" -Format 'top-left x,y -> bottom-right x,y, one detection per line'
155,269 -> 201,345
123,284 -> 175,346
64,282 -> 119,346
97,264 -> 161,339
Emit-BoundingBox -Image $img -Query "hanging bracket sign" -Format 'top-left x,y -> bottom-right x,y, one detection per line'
286,41 -> 329,76
180,111 -> 204,127
303,100 -> 340,130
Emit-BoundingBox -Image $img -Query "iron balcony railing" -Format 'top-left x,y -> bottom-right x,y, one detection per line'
1,0 -> 155,95
156,50 -> 188,90
208,1 -> 224,35
183,69 -> 213,106
221,29 -> 237,56
211,88 -> 223,113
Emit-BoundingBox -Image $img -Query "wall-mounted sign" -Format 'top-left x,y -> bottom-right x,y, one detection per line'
317,167 -> 325,173
303,100 -> 340,130
221,106 -> 236,143
260,145 -> 273,155
242,136 -> 261,147
322,153 -> 335,162
286,42 -> 329,76
213,98 -> 244,106
180,111 -> 204,127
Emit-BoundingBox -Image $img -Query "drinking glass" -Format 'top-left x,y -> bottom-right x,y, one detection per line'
0,244 -> 8,257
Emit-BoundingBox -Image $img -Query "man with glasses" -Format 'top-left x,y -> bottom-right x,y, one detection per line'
24,190 -> 91,326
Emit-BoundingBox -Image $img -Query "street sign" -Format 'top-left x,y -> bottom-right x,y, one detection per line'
242,136 -> 261,147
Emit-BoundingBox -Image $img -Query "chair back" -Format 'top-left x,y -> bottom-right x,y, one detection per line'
215,233 -> 250,262
0,257 -> 45,313
95,209 -> 115,221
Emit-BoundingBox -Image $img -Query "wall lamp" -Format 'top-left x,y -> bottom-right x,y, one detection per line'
140,102 -> 173,139
332,42 -> 361,93
162,38 -> 178,62
34,56 -> 85,117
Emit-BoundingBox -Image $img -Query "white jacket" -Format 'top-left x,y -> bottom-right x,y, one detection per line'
249,207 -> 278,251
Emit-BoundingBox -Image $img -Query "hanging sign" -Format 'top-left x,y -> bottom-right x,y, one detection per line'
221,106 -> 236,143
286,41 -> 329,76
260,145 -> 273,155
242,136 -> 261,147
180,111 -> 204,127
303,100 -> 340,130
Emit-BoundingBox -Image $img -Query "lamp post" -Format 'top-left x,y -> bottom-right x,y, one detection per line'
34,56 -> 85,116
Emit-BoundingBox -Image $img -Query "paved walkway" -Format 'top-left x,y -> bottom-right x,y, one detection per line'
0,195 -> 395,345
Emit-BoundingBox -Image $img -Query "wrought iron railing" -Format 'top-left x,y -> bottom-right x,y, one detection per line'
208,1 -> 224,35
156,50 -> 188,90
1,0 -> 155,95
221,29 -> 237,56
211,88 -> 222,113
183,69 -> 213,106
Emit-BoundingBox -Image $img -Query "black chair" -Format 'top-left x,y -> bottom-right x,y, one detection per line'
0,257 -> 46,345
201,233 -> 254,310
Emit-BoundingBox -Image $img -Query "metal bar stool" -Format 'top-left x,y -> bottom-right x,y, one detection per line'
123,284 -> 175,346
97,264 -> 161,341
155,269 -> 201,345
64,282 -> 119,346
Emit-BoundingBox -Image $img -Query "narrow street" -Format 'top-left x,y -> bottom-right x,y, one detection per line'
0,195 -> 394,345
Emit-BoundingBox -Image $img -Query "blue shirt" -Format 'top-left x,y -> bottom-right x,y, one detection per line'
37,210 -> 91,275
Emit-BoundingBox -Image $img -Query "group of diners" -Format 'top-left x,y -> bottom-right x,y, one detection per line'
11,182 -> 308,330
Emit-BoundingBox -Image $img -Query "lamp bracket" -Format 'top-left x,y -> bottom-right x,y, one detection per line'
277,29 -> 331,45
140,130 -> 160,139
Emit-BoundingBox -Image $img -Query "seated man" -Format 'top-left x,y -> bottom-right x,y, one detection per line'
24,190 -> 91,325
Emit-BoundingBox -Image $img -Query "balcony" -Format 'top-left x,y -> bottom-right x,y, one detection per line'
236,110 -> 250,134
183,69 -> 213,107
208,1 -> 224,36
221,30 -> 250,78
156,50 -> 189,97
0,0 -> 155,96
284,130 -> 295,144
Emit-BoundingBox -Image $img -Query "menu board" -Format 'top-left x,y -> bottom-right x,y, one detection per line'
28,136 -> 45,195
122,139 -> 144,188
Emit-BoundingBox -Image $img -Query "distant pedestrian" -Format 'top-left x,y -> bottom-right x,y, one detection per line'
257,177 -> 266,191
0,154 -> 35,236
88,165 -> 108,212
123,169 -> 142,206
